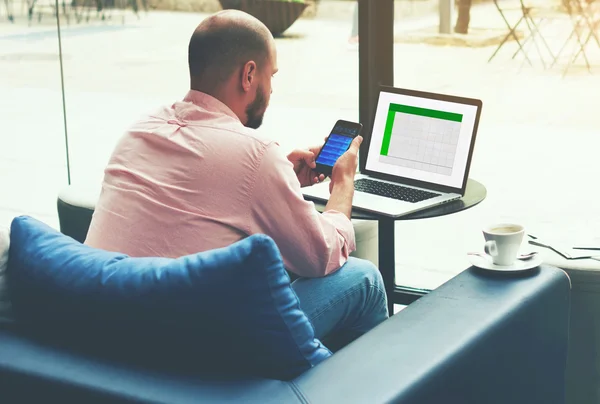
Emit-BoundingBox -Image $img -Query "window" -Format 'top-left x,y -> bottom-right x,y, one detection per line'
2,0 -> 370,234
390,0 -> 600,292
54,0 -> 362,185
0,5 -> 65,228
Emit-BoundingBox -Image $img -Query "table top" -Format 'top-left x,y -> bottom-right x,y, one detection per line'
310,178 -> 486,221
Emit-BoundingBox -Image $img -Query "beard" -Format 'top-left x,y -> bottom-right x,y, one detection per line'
245,84 -> 267,129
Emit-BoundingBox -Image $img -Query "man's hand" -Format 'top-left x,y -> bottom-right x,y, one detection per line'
324,135 -> 362,219
287,140 -> 327,187
329,136 -> 362,194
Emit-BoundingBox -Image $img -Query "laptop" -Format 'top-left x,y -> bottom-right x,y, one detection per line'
302,86 -> 483,218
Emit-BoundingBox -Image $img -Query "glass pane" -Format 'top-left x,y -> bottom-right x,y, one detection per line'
393,1 -> 600,290
0,2 -> 66,228
57,1 -> 360,186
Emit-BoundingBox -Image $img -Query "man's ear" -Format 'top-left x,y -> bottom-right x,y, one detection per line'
241,61 -> 257,92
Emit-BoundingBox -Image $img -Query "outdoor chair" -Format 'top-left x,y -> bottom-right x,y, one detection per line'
552,0 -> 600,74
489,0 -> 556,68
2,0 -> 14,22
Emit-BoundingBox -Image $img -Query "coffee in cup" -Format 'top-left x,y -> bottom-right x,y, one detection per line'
482,223 -> 525,266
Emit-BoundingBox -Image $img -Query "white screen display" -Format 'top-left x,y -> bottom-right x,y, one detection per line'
365,90 -> 479,189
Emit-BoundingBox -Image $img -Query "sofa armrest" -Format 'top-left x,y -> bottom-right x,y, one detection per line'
57,185 -> 98,243
294,265 -> 570,404
0,326 -> 302,404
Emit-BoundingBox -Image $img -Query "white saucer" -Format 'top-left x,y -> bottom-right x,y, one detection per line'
468,254 -> 543,272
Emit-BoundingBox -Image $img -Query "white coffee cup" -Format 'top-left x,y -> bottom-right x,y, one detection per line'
483,223 -> 525,266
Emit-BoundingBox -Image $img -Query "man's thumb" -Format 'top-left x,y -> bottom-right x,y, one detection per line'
349,136 -> 363,152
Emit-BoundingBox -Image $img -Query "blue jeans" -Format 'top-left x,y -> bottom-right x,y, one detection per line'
292,258 -> 388,352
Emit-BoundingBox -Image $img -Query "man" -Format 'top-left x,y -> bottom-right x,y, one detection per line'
85,10 -> 388,351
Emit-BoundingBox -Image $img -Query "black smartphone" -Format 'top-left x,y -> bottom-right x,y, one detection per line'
315,120 -> 363,176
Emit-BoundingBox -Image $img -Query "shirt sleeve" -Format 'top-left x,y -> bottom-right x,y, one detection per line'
247,143 -> 356,278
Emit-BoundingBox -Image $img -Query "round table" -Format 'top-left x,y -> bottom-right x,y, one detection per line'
309,178 -> 487,314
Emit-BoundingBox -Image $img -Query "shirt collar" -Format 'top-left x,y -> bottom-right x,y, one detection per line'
183,90 -> 240,121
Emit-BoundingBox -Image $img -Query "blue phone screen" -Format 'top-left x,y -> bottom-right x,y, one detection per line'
316,134 -> 354,167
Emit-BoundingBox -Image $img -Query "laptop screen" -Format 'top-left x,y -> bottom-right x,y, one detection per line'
365,88 -> 480,190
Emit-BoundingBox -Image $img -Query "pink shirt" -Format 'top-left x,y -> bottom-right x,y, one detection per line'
85,90 -> 356,277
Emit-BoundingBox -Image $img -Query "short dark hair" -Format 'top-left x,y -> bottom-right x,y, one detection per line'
188,24 -> 270,82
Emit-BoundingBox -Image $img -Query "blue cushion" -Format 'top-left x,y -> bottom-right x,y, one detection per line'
7,216 -> 331,380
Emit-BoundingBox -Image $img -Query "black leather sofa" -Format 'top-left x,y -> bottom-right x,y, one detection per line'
0,264 -> 571,403
0,190 -> 572,403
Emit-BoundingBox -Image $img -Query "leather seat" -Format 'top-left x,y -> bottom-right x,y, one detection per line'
56,185 -> 99,243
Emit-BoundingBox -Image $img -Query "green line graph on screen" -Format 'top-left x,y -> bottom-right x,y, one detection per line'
380,104 -> 463,176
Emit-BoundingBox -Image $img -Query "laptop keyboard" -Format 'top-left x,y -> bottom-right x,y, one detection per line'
354,179 -> 441,203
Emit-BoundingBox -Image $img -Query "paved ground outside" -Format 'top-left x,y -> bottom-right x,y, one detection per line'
1,1 -> 599,291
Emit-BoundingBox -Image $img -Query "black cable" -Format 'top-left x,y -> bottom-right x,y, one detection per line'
55,0 -> 71,185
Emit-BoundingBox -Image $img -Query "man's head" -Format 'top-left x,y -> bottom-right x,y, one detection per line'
188,10 -> 277,129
